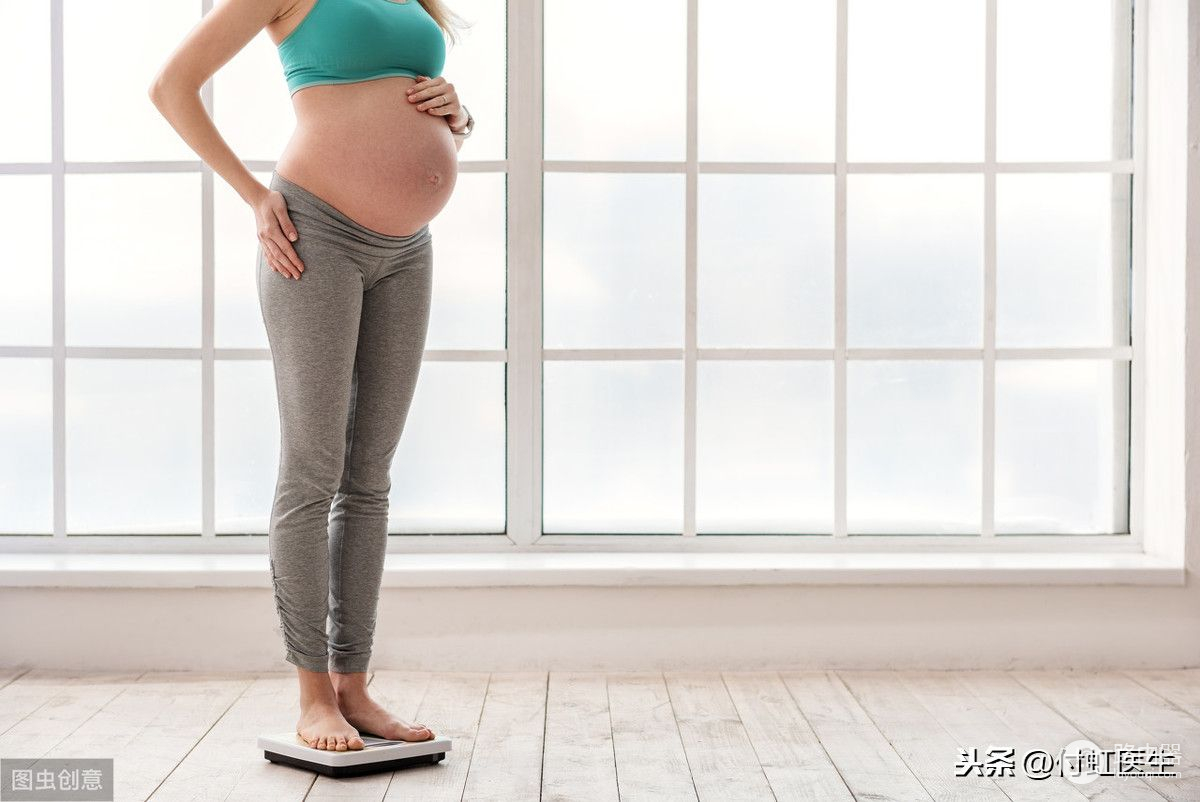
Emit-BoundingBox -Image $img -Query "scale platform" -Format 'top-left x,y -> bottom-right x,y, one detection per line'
259,731 -> 451,778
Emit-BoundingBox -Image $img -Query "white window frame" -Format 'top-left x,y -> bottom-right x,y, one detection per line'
3,0 -> 1187,581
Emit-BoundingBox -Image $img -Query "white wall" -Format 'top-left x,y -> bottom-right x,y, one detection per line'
2,580 -> 1199,671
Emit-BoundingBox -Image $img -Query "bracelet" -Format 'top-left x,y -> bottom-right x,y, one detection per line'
449,105 -> 475,139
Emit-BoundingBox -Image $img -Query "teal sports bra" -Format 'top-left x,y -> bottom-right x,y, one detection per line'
276,0 -> 446,97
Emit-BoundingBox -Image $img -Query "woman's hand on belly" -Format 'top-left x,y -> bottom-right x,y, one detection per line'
405,75 -> 469,133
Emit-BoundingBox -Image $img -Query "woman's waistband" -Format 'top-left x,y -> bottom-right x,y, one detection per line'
269,170 -> 431,252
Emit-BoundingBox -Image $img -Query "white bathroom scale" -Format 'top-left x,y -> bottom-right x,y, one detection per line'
258,731 -> 451,777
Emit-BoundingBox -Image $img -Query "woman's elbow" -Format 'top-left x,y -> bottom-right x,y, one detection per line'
147,76 -> 163,106
148,70 -> 173,107
147,68 -> 197,108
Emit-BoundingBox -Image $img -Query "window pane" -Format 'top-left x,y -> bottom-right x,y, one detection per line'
215,170 -> 273,349
427,172 -> 506,350
698,174 -> 834,348
0,175 -> 52,346
64,0 -> 200,161
215,359 -> 277,534
214,32 -> 296,164
697,361 -> 833,534
440,0 -> 507,162
848,361 -> 981,534
66,359 -> 201,534
848,174 -> 983,347
544,0 -> 686,160
544,173 -> 685,348
996,360 -> 1118,533
996,173 -> 1118,348
848,0 -> 984,162
66,173 -> 202,348
390,362 -> 506,533
0,3 -> 50,162
543,361 -> 683,533
698,0 -> 835,162
997,0 -> 1119,162
0,358 -> 53,535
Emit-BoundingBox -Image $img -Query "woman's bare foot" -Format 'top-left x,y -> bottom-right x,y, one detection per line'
297,700 -> 365,751
292,665 -> 364,751
330,672 -> 435,742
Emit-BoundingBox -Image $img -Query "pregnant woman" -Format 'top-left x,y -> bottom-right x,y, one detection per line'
149,0 -> 473,752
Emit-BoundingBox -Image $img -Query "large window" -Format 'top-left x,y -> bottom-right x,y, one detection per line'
538,0 -> 1134,540
0,0 -> 1137,548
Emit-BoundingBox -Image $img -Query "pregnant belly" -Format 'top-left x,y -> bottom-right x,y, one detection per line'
274,77 -> 459,238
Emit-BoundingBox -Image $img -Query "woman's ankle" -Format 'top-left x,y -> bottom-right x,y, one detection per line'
329,670 -> 369,696
295,667 -> 341,709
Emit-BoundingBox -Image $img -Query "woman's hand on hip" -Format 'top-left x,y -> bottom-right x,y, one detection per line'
407,75 -> 468,130
254,188 -> 305,280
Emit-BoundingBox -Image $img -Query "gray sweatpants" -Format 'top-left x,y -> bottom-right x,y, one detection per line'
256,170 -> 433,674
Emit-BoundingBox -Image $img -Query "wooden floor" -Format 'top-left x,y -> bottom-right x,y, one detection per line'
0,668 -> 1198,801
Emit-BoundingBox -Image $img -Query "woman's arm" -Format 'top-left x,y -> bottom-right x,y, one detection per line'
149,0 -> 306,278
148,0 -> 286,208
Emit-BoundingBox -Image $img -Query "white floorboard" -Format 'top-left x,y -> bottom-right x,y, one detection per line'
0,668 -> 1193,801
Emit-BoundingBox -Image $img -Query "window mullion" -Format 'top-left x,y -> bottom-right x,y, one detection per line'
683,0 -> 698,537
1111,0 -> 1135,535
982,0 -> 997,537
200,0 -> 215,539
508,0 -> 543,546
51,0 -> 65,540
833,0 -> 848,537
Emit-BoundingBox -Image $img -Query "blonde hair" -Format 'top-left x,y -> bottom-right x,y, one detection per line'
418,1 -> 472,47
